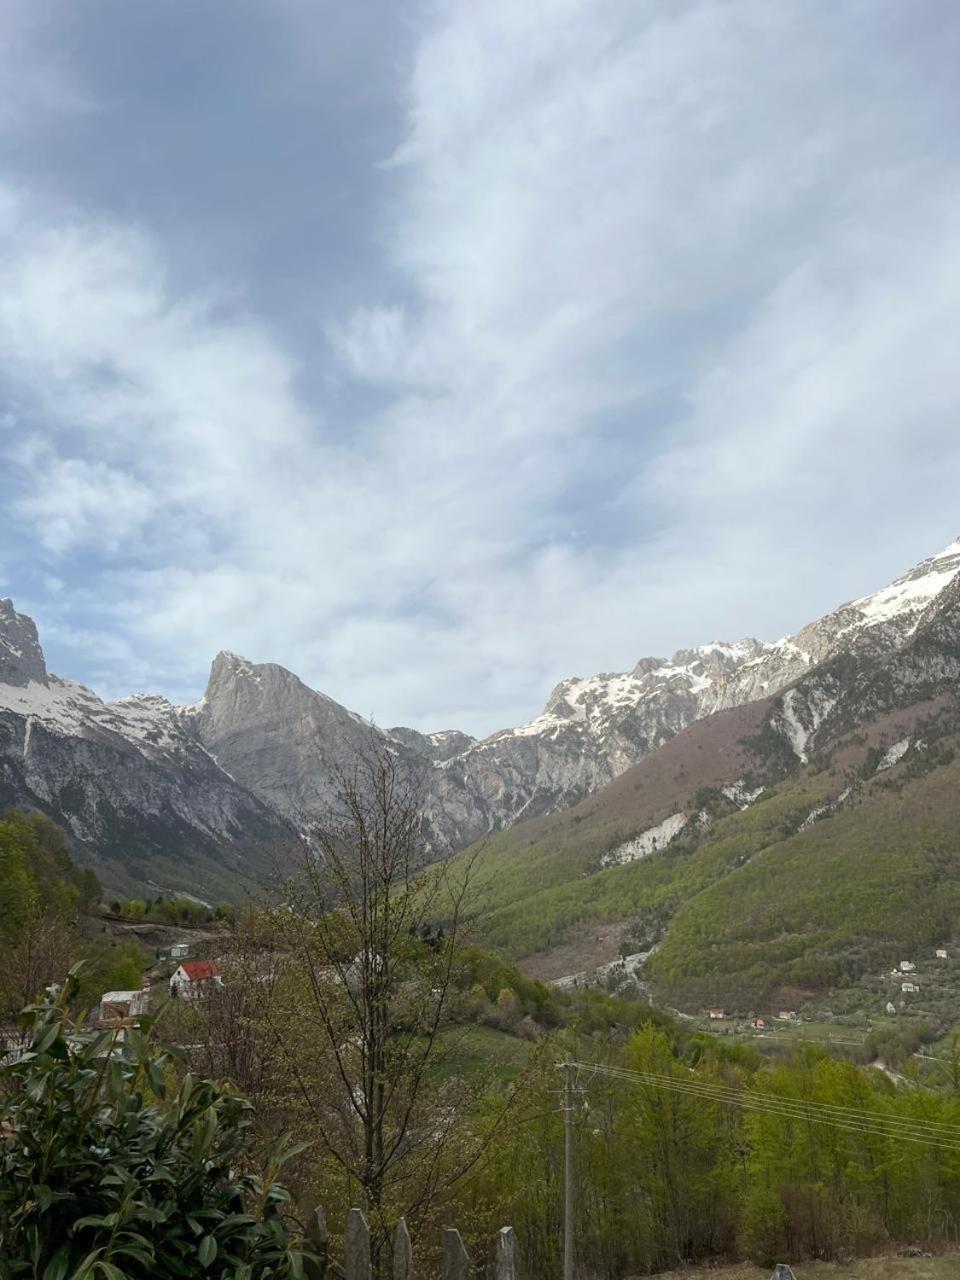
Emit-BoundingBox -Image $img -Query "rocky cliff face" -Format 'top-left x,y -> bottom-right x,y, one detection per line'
0,601 -> 297,900
1,537 -> 958,892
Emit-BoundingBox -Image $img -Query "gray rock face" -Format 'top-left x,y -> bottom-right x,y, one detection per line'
0,597 -> 48,687
0,605 -> 296,899
1,537 -> 958,891
183,651 -> 391,824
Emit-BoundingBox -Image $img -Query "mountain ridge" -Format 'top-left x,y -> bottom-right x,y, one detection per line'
1,536 -> 958,894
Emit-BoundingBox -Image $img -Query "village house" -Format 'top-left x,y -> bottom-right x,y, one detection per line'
936,948 -> 948,959
899,960 -> 916,972
777,1010 -> 798,1022
97,987 -> 150,1025
706,1008 -> 725,1020
170,960 -> 222,999
885,1002 -> 897,1015
752,1017 -> 766,1030
901,981 -> 919,994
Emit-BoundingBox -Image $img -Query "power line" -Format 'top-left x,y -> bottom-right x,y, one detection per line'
566,1060 -> 960,1153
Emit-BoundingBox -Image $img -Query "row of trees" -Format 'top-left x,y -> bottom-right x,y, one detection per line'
106,897 -> 239,924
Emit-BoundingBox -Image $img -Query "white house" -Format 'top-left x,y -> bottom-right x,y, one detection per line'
899,960 -> 916,973
936,949 -> 948,960
706,1008 -> 725,1020
885,1002 -> 897,1015
170,961 -> 222,999
170,942 -> 190,960
98,988 -> 150,1024
901,981 -> 918,994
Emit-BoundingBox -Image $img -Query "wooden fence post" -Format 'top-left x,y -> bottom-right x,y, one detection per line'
495,1227 -> 515,1280
393,1217 -> 413,1280
303,1206 -> 328,1280
441,1228 -> 471,1280
345,1208 -> 372,1280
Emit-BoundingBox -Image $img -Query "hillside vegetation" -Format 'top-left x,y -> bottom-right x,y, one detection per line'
452,694 -> 960,1010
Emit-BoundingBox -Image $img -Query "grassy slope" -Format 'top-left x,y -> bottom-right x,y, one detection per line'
451,692 -> 960,1009
648,752 -> 960,1007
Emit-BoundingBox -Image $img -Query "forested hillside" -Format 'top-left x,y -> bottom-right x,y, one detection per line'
0,810 -> 146,1020
453,678 -> 960,1011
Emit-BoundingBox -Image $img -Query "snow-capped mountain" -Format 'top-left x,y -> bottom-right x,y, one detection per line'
1,537 -> 958,892
0,600 -> 296,899
420,537 -> 960,843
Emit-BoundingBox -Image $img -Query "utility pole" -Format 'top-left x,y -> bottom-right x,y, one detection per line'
562,1060 -> 575,1280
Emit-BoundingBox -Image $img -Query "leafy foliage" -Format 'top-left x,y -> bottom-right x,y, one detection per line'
0,973 -> 314,1279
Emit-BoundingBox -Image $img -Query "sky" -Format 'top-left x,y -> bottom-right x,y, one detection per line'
0,0 -> 958,736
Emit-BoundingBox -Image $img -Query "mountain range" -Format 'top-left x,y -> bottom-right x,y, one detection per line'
448,537 -> 960,1011
1,537 -> 958,908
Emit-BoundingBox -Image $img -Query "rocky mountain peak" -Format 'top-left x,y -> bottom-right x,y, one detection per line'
0,598 -> 49,688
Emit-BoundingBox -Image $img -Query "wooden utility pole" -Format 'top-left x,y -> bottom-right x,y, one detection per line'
562,1060 -> 575,1280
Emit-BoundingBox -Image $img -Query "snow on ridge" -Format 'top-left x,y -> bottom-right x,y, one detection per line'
931,536 -> 960,562
848,565 -> 957,630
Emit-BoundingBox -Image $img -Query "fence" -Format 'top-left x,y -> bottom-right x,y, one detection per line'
304,1208 -> 516,1280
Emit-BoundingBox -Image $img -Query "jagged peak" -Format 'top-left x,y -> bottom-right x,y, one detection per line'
0,597 -> 49,688
931,535 -> 960,563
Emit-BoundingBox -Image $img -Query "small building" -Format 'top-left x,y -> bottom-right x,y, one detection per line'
752,1017 -> 766,1030
885,1002 -> 897,1015
777,1010 -> 798,1022
706,1008 -> 725,1020
901,981 -> 918,994
170,942 -> 190,960
170,961 -> 222,999
936,948 -> 948,960
899,960 -> 916,973
98,988 -> 149,1024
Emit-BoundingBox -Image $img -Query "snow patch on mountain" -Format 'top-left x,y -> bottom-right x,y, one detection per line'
601,811 -> 687,868
799,786 -> 852,832
721,780 -> 765,808
877,738 -> 911,771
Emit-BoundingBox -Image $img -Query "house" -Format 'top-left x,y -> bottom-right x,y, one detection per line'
752,1017 -> 766,1030
170,942 -> 190,960
885,1002 -> 897,1015
936,949 -> 948,960
98,988 -> 150,1025
707,1008 -> 725,1020
901,981 -> 918,994
899,960 -> 916,973
777,1010 -> 798,1022
170,961 -> 222,999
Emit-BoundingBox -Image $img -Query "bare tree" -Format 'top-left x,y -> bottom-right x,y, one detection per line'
238,747 -> 514,1264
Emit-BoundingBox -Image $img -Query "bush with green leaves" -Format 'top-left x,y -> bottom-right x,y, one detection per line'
0,971 -> 315,1279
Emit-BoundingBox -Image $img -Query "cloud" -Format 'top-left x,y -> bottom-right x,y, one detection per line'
1,0 -> 959,732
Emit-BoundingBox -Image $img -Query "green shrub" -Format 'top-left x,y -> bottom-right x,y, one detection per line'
0,970 -> 314,1279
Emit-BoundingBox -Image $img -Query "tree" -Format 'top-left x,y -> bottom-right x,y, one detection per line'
0,971 -> 315,1278
236,748 -> 512,1264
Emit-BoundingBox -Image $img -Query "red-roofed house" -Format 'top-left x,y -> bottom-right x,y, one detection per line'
170,961 -> 223,1000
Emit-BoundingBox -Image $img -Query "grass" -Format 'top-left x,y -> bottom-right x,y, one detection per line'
651,1256 -> 960,1280
434,1024 -> 530,1083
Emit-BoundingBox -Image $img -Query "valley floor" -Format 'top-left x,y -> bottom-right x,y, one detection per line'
650,1254 -> 960,1280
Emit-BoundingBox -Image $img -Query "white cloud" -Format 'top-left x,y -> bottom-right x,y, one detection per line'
1,0 -> 959,732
